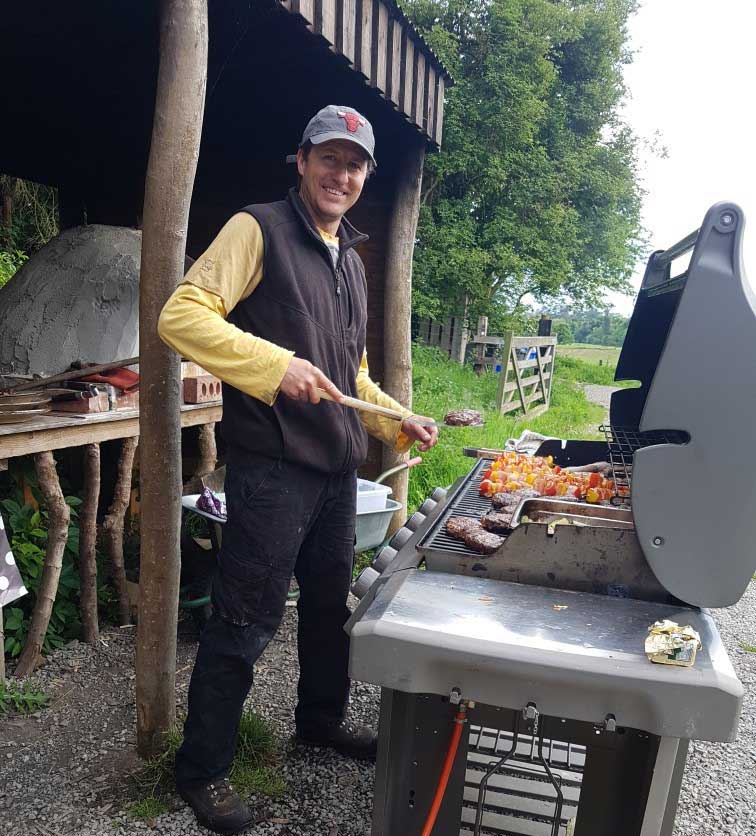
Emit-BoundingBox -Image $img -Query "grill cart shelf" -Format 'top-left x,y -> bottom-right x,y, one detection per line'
346,203 -> 752,836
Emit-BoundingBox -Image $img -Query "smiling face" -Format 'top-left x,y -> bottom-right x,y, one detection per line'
296,139 -> 370,235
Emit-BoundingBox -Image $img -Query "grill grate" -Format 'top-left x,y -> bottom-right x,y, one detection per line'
418,460 -> 502,559
600,425 -> 688,507
461,724 -> 584,836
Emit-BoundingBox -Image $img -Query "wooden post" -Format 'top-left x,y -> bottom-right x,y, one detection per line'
136,0 -> 208,759
381,138 -> 425,532
102,437 -> 138,626
14,452 -> 70,678
495,331 -> 514,413
196,422 -> 217,478
79,443 -> 101,645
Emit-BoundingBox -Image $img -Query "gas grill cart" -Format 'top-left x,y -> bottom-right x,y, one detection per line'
346,202 -> 753,836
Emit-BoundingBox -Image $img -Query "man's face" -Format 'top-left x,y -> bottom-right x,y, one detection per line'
297,140 -> 369,228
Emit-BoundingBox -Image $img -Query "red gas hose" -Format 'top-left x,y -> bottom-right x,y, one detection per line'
420,701 -> 469,836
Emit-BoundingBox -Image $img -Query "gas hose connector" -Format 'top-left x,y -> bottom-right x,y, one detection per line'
449,687 -> 463,705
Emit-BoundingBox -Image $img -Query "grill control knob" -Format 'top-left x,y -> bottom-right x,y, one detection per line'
389,527 -> 413,550
405,511 -> 426,532
419,499 -> 438,515
351,566 -> 380,599
431,487 -> 448,502
372,545 -> 397,573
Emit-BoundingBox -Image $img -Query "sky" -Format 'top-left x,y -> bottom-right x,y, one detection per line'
609,0 -> 755,315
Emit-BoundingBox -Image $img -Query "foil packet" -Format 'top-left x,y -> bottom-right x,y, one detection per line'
645,619 -> 702,667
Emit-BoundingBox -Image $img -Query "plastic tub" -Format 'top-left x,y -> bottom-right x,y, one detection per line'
356,478 -> 393,514
355,498 -> 402,552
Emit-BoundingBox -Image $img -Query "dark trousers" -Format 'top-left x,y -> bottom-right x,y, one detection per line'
175,453 -> 357,788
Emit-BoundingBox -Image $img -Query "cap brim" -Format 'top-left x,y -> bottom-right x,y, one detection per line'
306,131 -> 377,166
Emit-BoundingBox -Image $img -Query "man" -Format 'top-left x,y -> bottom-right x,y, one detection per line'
158,104 -> 438,834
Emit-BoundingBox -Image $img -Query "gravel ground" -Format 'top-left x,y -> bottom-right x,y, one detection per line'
1,584 -> 754,836
581,383 -> 620,414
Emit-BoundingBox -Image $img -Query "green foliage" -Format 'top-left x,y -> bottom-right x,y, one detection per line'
556,354 -> 633,387
406,343 -> 606,511
0,249 -> 27,289
405,0 -> 644,324
134,709 -> 285,804
552,307 -> 629,346
1,478 -> 83,658
126,797 -> 169,820
739,641 -> 756,654
0,679 -> 48,715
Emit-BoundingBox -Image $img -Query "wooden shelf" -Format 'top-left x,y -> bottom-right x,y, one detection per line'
0,401 -> 222,460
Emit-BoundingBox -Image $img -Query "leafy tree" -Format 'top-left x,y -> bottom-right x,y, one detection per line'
405,0 -> 644,326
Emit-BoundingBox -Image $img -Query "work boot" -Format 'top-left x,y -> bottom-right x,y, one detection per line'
177,778 -> 253,834
296,719 -> 378,761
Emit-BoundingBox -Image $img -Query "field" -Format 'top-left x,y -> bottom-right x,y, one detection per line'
404,343 -> 612,511
558,343 -> 621,365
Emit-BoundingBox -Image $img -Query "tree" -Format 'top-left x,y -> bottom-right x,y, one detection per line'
405,0 -> 644,326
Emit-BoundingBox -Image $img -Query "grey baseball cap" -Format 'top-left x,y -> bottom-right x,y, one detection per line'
299,105 -> 376,166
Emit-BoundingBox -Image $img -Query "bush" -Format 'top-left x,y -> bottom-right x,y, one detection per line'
0,248 -> 27,289
1,481 -> 83,658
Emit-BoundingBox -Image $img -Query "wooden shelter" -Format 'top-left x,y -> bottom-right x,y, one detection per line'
1,1 -> 449,750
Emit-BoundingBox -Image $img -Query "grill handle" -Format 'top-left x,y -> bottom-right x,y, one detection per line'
653,227 -> 700,268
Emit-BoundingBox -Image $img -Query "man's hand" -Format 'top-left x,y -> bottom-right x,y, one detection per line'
401,415 -> 439,452
280,357 -> 344,404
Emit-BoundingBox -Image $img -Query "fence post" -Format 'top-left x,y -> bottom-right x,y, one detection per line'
495,330 -> 514,412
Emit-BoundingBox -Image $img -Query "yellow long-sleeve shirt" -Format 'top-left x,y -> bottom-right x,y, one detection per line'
158,212 -> 413,452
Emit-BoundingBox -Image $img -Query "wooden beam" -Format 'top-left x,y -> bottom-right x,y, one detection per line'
414,51 -> 426,129
402,34 -> 414,119
434,75 -> 445,145
317,0 -> 337,44
511,336 -> 558,348
388,18 -> 402,106
371,2 -> 388,92
290,0 -> 315,25
135,0 -> 208,759
426,64 -> 436,136
357,0 -> 373,78
339,0 -> 357,64
381,139 -> 425,533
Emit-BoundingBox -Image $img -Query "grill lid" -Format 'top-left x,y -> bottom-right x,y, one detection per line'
613,202 -> 756,606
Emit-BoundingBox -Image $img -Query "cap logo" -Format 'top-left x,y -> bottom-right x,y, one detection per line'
337,110 -> 365,133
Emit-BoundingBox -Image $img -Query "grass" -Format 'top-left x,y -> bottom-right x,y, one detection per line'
405,344 -> 608,512
132,708 -> 285,812
127,797 -> 168,820
559,344 -> 622,365
0,679 -> 48,715
739,641 -> 756,654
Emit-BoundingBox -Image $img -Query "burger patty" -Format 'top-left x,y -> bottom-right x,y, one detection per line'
481,509 -> 516,533
491,488 -> 540,509
445,516 -> 480,538
446,516 -> 504,554
444,408 -> 483,426
464,527 -> 505,554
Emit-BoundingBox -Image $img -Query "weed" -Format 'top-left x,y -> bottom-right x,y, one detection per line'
0,679 -> 48,715
127,796 -> 168,820
739,641 -> 756,654
133,709 -> 285,803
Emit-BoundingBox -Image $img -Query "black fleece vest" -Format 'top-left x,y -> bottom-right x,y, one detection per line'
221,188 -> 370,473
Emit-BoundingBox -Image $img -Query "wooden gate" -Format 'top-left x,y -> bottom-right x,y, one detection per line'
495,333 -> 557,418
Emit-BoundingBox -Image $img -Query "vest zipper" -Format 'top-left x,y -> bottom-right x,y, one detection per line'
334,254 -> 352,472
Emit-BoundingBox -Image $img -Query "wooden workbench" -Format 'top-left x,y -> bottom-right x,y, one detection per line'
0,402 -> 222,462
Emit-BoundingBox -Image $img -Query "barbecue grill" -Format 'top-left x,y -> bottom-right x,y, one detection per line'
346,202 -> 753,836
